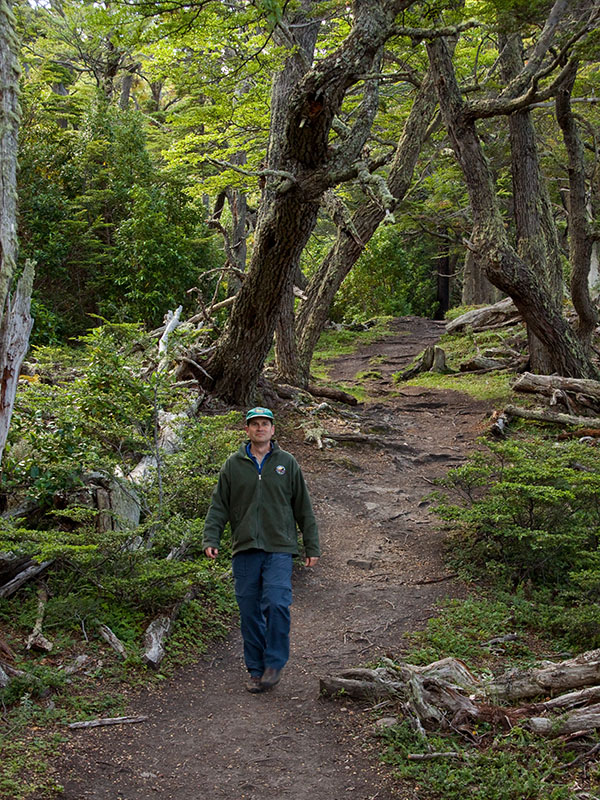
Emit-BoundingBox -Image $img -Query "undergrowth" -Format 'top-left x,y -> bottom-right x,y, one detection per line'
0,323 -> 242,798
379,426 -> 600,799
379,720 -> 594,800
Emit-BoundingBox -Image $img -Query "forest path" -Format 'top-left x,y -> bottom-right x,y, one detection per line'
56,317 -> 493,800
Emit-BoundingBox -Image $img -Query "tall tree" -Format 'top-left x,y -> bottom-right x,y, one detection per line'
426,0 -> 600,378
556,59 -> 598,348
290,67 -> 439,386
203,0 -> 414,403
0,0 -> 34,463
0,0 -> 20,322
499,30 -> 564,372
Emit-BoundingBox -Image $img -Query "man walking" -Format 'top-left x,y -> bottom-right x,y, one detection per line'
203,407 -> 320,693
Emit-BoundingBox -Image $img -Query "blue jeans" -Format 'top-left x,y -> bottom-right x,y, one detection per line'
232,550 -> 293,677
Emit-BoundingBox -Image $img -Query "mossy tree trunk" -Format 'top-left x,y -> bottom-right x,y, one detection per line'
426,25 -> 598,379
0,0 -> 20,327
204,0 -> 413,404
499,32 -> 564,374
292,67 -> 438,387
556,60 -> 598,348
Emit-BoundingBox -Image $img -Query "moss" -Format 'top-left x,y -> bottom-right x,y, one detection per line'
398,370 -> 513,403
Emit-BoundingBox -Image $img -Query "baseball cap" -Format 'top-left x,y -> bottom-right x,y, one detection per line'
246,406 -> 274,422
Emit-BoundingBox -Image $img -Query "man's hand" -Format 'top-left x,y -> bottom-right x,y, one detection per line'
304,557 -> 319,567
204,547 -> 219,559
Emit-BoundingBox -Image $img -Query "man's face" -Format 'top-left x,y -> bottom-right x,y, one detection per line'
245,417 -> 275,446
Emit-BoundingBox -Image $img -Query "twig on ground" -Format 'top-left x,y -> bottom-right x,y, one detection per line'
68,716 -> 148,729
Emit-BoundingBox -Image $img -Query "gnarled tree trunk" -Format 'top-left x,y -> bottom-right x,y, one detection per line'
293,66 -> 438,387
204,0 -> 413,403
499,32 -> 564,373
426,28 -> 597,379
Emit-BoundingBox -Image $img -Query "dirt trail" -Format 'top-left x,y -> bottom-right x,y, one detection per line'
55,317 -> 492,800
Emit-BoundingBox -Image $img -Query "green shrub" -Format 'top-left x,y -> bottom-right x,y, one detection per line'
436,437 -> 600,647
379,720 -> 580,800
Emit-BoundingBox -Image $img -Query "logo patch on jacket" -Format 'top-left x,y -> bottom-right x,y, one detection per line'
276,465 -> 286,475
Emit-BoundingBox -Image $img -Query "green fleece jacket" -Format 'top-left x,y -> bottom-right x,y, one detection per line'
202,441 -> 320,558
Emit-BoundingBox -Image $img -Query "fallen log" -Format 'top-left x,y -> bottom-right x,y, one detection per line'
322,650 -> 600,738
0,553 -> 31,584
0,560 -> 53,598
513,372 -> 600,400
519,685 -> 600,714
26,586 -> 53,652
142,588 -> 195,669
527,704 -> 600,737
98,624 -> 127,659
445,297 -> 520,334
504,404 -> 600,429
485,649 -> 600,702
459,356 -> 507,373
307,384 -> 358,406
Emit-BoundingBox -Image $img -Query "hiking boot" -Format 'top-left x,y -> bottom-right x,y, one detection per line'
246,675 -> 265,693
260,667 -> 282,689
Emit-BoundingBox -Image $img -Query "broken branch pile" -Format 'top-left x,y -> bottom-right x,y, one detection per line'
321,650 -> 600,738
497,372 -> 600,432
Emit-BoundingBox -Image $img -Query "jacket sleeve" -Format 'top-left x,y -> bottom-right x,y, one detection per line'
291,462 -> 320,558
202,462 -> 231,550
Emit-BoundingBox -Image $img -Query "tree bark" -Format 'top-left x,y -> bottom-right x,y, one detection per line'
426,32 -> 598,379
204,0 -> 413,403
445,297 -> 520,333
0,260 -> 35,463
434,230 -> 453,320
504,404 -> 600,428
461,247 -> 501,305
499,32 -> 563,373
513,372 -> 600,400
556,60 -> 597,348
0,0 -> 21,328
294,66 -> 438,386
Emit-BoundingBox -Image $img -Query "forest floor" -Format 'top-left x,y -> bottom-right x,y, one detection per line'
53,317 -> 495,800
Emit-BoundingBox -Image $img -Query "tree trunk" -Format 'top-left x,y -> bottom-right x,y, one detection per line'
205,6 -> 321,403
294,66 -> 438,386
274,280 -> 298,382
426,35 -> 598,379
461,247 -> 500,305
0,0 -> 21,328
556,61 -> 597,347
204,0 -> 412,403
0,10 -> 34,465
434,230 -> 452,320
499,32 -> 563,374
0,260 -> 34,463
119,68 -> 137,110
